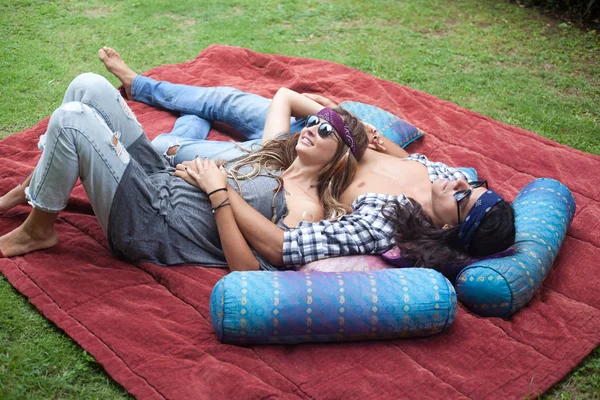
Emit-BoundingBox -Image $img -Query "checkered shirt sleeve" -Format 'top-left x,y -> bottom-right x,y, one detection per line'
405,153 -> 471,182
282,194 -> 410,266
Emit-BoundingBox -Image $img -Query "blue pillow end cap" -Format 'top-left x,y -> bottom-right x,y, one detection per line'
455,266 -> 513,318
209,278 -> 225,340
515,178 -> 576,225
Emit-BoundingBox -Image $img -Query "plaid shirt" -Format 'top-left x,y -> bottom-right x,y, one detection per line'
282,154 -> 472,266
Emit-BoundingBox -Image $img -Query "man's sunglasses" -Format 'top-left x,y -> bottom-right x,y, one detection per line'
305,115 -> 336,138
453,180 -> 488,223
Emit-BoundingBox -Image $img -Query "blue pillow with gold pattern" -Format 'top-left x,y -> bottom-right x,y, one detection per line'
210,268 -> 457,345
340,101 -> 424,148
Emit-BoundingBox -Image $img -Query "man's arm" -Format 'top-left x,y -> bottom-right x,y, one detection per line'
282,194 -> 401,266
378,135 -> 409,158
364,123 -> 409,159
227,189 -> 401,268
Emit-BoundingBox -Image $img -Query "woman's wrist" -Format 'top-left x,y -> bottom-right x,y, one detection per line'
207,187 -> 227,197
211,197 -> 231,214
209,191 -> 229,207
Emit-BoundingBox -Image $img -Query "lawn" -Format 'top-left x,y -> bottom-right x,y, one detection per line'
0,0 -> 599,398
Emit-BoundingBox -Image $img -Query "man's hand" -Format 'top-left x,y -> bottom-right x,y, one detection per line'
173,159 -> 198,183
173,163 -> 196,187
364,122 -> 387,153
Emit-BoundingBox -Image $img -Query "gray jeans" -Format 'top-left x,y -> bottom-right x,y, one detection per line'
26,73 -> 143,234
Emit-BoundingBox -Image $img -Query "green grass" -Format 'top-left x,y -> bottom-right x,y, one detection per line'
0,0 -> 598,398
0,276 -> 128,399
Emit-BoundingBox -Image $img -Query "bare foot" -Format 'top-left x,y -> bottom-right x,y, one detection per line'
0,172 -> 32,212
98,46 -> 137,99
0,222 -> 58,257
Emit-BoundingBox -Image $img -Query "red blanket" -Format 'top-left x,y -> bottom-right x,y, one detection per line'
1,45 -> 600,399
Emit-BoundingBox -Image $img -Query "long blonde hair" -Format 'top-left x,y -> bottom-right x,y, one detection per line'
225,107 -> 368,221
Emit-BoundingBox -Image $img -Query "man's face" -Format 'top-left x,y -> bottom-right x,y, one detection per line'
430,178 -> 488,226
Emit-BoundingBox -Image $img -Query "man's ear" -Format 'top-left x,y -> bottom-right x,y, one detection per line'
442,224 -> 451,230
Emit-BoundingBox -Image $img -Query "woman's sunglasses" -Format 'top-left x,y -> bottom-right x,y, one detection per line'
453,180 -> 488,223
305,115 -> 336,138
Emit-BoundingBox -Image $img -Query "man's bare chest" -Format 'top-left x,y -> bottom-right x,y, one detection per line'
341,157 -> 431,205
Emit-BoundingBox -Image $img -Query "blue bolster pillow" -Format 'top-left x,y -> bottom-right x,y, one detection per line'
455,178 -> 576,317
210,268 -> 457,345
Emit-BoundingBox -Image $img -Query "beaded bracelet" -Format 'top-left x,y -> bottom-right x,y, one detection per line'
212,203 -> 231,214
212,197 -> 231,214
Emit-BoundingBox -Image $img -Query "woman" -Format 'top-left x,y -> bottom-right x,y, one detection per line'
0,72 -> 368,272
96,47 -> 515,275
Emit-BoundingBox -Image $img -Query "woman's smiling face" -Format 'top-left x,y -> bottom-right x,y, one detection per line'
295,115 -> 341,165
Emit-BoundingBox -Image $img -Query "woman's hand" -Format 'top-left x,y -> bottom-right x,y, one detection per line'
174,158 -> 227,193
302,93 -> 338,109
364,122 -> 387,153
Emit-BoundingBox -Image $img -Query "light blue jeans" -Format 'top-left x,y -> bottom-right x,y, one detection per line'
131,75 -> 306,165
26,73 -> 144,234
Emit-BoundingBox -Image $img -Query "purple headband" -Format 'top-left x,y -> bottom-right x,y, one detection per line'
316,108 -> 358,158
456,190 -> 504,250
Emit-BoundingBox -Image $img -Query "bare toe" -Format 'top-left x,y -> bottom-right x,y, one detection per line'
104,46 -> 120,57
98,46 -> 136,99
0,173 -> 32,212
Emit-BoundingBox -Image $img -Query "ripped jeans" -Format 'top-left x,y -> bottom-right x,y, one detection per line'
27,73 -> 143,234
131,75 -> 306,166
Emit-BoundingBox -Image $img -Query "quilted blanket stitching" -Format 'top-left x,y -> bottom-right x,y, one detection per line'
2,252 -> 168,399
